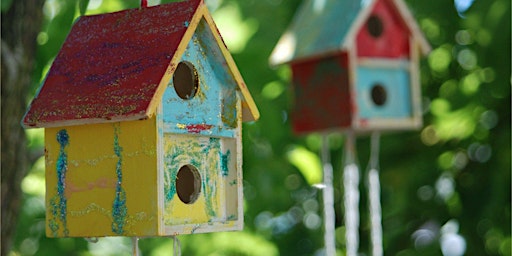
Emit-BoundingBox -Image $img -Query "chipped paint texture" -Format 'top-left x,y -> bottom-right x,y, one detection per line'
44,118 -> 158,237
22,1 -> 202,127
161,128 -> 241,235
111,123 -> 128,235
220,150 -> 231,177
49,129 -> 70,236
164,135 -> 226,225
162,18 -> 237,137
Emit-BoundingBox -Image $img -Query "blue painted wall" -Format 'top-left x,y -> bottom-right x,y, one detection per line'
356,66 -> 411,119
161,18 -> 238,138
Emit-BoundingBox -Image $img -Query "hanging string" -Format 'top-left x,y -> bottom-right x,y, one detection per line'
172,235 -> 182,256
367,132 -> 383,256
132,237 -> 140,256
85,237 -> 98,243
343,130 -> 359,256
321,134 -> 337,256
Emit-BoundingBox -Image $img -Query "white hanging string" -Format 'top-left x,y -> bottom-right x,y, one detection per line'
132,237 -> 140,256
321,133 -> 337,256
343,131 -> 359,256
172,235 -> 182,256
367,132 -> 383,256
85,237 -> 99,243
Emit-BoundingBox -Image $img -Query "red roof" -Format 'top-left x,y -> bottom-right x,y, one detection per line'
23,0 -> 205,127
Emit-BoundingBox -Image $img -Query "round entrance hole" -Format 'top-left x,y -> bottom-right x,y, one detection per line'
367,15 -> 384,38
173,61 -> 199,100
176,165 -> 201,204
371,84 -> 387,106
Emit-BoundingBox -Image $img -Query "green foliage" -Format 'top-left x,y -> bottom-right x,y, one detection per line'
12,0 -> 510,255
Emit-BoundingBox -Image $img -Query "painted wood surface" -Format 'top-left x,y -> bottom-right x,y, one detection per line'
44,118 -> 159,237
43,95 -> 244,237
162,18 -> 238,138
22,0 -> 259,128
269,0 -> 430,65
355,66 -> 411,119
159,98 -> 243,235
270,0 -> 431,133
162,135 -> 238,226
25,0 -> 259,238
356,0 -> 410,58
24,1 -> 200,127
290,54 -> 352,134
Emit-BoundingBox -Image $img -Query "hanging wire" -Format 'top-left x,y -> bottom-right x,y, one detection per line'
321,133 -> 337,256
132,237 -> 140,256
367,132 -> 383,256
172,235 -> 182,256
343,130 -> 359,256
85,237 -> 98,243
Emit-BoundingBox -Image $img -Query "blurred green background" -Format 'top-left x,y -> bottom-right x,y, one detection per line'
2,0 -> 510,255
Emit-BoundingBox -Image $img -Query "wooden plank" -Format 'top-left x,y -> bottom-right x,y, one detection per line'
409,36 -> 423,128
392,0 -> 431,55
357,58 -> 410,69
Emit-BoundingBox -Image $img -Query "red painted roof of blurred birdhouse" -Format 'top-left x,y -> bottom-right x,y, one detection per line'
23,0 -> 259,128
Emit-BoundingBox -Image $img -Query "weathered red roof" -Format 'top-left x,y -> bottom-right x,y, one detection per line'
23,0 -> 259,128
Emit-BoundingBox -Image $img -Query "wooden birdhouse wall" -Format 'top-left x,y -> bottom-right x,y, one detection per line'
352,0 -> 421,130
162,18 -> 238,137
356,0 -> 410,58
44,118 -> 159,237
159,18 -> 243,234
355,66 -> 412,120
290,53 -> 352,134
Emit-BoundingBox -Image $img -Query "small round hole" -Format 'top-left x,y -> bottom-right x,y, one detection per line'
176,165 -> 201,204
367,15 -> 384,38
371,84 -> 387,106
173,61 -> 199,100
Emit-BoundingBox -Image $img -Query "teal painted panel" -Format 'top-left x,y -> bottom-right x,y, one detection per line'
162,18 -> 238,137
271,0 -> 366,64
356,67 -> 411,119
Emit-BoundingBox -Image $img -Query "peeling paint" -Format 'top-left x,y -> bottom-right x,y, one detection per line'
49,129 -> 70,236
70,203 -> 154,235
163,135 -> 222,225
111,123 -> 127,235
186,124 -> 213,133
220,150 -> 230,176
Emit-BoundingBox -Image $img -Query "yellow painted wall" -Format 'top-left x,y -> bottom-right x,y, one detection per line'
45,118 -> 159,237
162,134 -> 225,226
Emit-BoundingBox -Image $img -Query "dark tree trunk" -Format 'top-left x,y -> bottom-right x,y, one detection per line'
1,1 -> 46,254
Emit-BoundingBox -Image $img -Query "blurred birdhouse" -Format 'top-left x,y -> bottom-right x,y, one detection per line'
22,0 -> 259,238
270,0 -> 430,134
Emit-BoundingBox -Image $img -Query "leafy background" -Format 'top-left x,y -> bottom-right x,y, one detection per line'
4,0 -> 510,255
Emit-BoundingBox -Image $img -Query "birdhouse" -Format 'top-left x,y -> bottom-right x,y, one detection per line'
270,0 -> 430,134
22,0 -> 259,238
